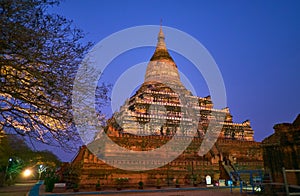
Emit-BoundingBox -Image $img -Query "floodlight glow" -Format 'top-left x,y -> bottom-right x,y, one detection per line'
23,169 -> 32,177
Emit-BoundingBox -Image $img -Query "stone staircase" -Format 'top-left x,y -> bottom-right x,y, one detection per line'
221,161 -> 240,183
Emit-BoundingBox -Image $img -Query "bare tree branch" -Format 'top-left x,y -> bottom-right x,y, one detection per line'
0,0 -> 110,151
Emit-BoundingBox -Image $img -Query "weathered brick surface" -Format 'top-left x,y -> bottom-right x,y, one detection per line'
262,114 -> 300,185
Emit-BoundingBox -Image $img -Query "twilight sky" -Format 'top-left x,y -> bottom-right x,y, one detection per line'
47,0 -> 300,160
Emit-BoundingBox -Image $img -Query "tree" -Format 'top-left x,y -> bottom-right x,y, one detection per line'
0,134 -> 61,185
0,0 -> 109,149
0,134 -> 33,185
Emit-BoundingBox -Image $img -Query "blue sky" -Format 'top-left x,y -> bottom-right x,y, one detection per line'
47,0 -> 300,160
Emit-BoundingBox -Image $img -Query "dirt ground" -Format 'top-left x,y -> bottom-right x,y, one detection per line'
0,181 -> 36,196
40,185 -> 244,196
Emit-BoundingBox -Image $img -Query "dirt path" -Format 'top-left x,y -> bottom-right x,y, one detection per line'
0,181 -> 36,196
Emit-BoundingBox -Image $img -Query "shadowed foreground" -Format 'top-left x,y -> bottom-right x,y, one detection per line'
0,180 -> 36,196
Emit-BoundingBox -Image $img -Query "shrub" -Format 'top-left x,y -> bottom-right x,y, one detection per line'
44,170 -> 59,192
138,181 -> 143,187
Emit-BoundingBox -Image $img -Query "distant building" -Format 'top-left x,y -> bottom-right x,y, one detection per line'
62,27 -> 263,188
262,114 -> 300,185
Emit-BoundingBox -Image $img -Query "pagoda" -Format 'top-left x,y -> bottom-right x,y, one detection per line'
107,26 -> 254,141
62,27 -> 263,189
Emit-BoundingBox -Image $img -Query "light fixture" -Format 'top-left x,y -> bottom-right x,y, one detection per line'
23,169 -> 32,178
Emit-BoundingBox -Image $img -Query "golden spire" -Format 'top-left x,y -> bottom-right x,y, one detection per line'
150,22 -> 173,62
145,22 -> 182,86
157,19 -> 166,49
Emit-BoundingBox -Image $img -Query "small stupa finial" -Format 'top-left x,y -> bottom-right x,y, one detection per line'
157,19 -> 166,49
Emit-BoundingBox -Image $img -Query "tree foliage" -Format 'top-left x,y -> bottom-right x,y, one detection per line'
0,0 -> 109,149
0,134 -> 61,185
